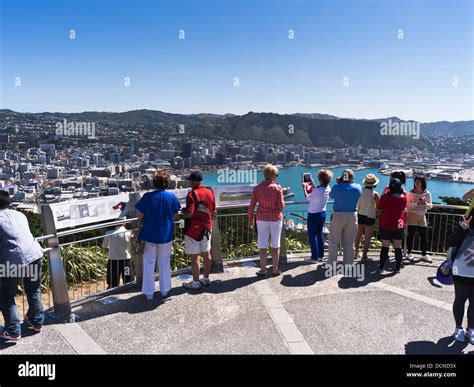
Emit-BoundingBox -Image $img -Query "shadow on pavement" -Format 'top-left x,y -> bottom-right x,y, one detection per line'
427,276 -> 443,288
183,259 -> 312,294
405,336 -> 470,354
68,266 -> 272,322
66,260 -> 313,322
63,292 -> 168,323
280,263 -> 332,287
338,260 -> 396,289
0,322 -> 42,350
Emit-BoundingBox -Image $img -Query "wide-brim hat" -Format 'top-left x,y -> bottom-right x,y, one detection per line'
436,260 -> 453,285
363,173 -> 379,187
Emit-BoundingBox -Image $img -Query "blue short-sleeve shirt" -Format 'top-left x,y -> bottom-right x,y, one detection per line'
135,190 -> 181,244
329,183 -> 362,212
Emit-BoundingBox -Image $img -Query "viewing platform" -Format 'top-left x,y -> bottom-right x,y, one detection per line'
0,195 -> 469,355
1,252 -> 469,355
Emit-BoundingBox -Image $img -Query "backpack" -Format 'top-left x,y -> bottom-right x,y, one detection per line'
184,190 -> 211,242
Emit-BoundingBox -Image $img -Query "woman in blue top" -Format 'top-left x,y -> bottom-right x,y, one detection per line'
135,171 -> 181,300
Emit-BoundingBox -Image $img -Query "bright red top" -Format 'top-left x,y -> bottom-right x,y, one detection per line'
185,185 -> 216,230
248,180 -> 285,222
377,193 -> 408,230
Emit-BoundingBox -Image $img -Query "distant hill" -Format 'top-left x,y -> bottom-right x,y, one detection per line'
206,112 -> 426,148
291,113 -> 340,120
1,108 -> 472,148
421,120 -> 474,136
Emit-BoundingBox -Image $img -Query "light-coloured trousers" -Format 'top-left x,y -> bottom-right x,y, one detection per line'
256,220 -> 283,249
142,241 -> 172,296
327,212 -> 357,265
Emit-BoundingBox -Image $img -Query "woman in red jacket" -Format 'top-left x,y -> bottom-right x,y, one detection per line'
377,178 -> 408,273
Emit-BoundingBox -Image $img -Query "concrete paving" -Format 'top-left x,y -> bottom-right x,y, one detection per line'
1,252 -> 471,355
0,324 -> 75,354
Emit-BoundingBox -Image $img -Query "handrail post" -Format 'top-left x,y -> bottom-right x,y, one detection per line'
211,215 -> 224,273
127,192 -> 143,287
279,224 -> 288,265
40,205 -> 73,322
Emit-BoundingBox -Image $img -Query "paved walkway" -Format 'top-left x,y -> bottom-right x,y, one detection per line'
2,253 -> 473,355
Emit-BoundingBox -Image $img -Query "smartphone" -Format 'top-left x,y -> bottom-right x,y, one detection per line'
302,173 -> 312,183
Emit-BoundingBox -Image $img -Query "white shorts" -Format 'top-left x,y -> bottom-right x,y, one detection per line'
257,220 -> 283,249
185,234 -> 212,255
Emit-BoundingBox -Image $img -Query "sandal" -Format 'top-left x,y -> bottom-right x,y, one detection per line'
256,270 -> 267,277
271,270 -> 281,277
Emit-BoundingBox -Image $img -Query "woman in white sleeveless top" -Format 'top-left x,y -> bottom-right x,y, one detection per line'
355,174 -> 380,261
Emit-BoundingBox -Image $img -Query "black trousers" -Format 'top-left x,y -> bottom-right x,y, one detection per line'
107,260 -> 133,287
407,225 -> 428,255
453,281 -> 474,328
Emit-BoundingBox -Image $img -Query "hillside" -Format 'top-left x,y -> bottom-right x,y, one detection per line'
1,109 -> 472,148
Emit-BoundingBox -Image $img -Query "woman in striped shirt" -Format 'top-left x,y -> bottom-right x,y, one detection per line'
248,164 -> 285,277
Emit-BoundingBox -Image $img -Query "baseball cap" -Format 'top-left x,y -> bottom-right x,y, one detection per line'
185,171 -> 203,182
436,260 -> 453,285
389,178 -> 403,194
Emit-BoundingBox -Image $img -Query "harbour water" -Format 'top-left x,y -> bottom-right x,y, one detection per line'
203,166 -> 473,212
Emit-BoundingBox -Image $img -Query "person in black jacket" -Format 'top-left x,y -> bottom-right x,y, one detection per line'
447,214 -> 474,344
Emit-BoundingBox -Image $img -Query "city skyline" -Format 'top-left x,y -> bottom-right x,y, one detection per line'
1,0 -> 473,122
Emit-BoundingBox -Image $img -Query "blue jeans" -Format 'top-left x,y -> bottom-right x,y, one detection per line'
0,258 -> 44,336
307,211 -> 326,260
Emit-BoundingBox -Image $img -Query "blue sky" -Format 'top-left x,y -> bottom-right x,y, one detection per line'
0,0 -> 472,122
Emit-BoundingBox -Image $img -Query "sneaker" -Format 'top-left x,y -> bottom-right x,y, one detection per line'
24,315 -> 42,333
454,327 -> 465,342
0,329 -> 21,342
378,266 -> 388,274
406,254 -> 415,262
420,255 -> 433,263
183,281 -> 202,290
199,277 -> 211,287
466,329 -> 474,345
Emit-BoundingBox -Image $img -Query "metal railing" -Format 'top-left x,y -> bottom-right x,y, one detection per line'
0,202 -> 467,325
53,217 -> 192,305
217,202 -> 467,257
